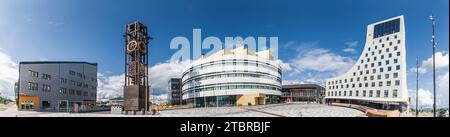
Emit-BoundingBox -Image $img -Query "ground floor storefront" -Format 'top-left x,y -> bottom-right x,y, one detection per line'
17,94 -> 96,112
184,94 -> 280,108
325,98 -> 408,112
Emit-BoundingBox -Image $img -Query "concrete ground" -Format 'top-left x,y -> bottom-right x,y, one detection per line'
0,103 -> 366,117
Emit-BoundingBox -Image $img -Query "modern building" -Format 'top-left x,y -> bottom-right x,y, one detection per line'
281,84 -> 325,103
168,78 -> 182,105
109,97 -> 124,106
325,15 -> 408,111
17,61 -> 98,111
181,46 -> 282,107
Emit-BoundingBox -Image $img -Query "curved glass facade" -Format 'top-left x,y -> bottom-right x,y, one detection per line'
181,47 -> 282,107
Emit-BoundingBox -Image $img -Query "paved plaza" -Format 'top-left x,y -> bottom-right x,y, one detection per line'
1,103 -> 367,117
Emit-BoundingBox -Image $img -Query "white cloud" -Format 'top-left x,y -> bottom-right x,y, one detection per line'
289,48 -> 355,74
343,48 -> 356,53
411,51 -> 449,74
342,41 -> 358,54
437,72 -> 449,107
281,80 -> 304,85
0,49 -> 18,100
96,60 -> 191,100
417,88 -> 434,107
345,41 -> 358,47
96,73 -> 125,100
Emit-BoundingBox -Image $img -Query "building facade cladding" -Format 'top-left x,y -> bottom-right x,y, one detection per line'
168,78 -> 182,105
18,61 -> 98,111
325,15 -> 408,110
181,47 -> 282,107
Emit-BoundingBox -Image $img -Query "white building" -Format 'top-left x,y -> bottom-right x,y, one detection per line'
325,15 -> 408,111
181,46 -> 282,107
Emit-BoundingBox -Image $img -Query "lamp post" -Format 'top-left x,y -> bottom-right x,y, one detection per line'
429,15 -> 437,117
416,57 -> 419,117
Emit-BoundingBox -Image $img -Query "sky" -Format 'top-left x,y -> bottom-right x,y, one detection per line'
0,0 -> 448,108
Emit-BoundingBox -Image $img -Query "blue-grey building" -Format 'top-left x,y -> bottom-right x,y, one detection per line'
17,61 -> 98,111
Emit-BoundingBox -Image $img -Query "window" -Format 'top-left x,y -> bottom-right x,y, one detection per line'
394,46 -> 398,51
356,90 -> 359,96
386,48 -> 390,52
389,42 -> 392,46
395,80 -> 400,86
28,82 -> 38,90
378,62 -> 382,66
387,66 -> 392,71
349,91 -> 352,96
386,60 -> 390,65
369,90 -> 373,97
393,73 -> 398,78
339,91 -> 341,96
42,73 -> 51,80
370,75 -> 374,80
69,89 -> 75,95
389,53 -> 392,58
59,88 -> 67,94
365,83 -> 368,87
29,70 -> 39,78
60,78 -> 67,84
393,89 -> 398,97
359,83 -> 362,87
69,70 -> 76,76
357,77 -> 360,81
363,90 -> 366,97
397,52 -> 401,56
344,91 -> 347,96
397,40 -> 401,44
387,81 -> 392,86
371,82 -> 375,87
381,55 -> 384,59
42,84 -> 51,92
385,74 -> 390,79
377,75 -> 382,80
380,68 -> 384,72
379,81 -> 383,86
376,90 -> 380,97
76,90 -> 82,96
396,65 -> 400,70
384,90 -> 389,98
394,58 -> 398,63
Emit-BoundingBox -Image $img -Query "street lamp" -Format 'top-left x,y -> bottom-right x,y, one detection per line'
429,15 -> 437,117
416,57 -> 419,117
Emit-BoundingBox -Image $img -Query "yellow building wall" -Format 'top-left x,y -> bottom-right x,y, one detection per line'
236,93 -> 266,106
18,94 -> 39,111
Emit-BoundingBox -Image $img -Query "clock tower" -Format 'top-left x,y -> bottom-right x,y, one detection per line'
123,21 -> 151,114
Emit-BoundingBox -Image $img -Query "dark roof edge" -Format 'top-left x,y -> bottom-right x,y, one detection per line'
19,61 -> 98,66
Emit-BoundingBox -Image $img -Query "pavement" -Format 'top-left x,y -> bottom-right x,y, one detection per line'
0,103 -> 365,117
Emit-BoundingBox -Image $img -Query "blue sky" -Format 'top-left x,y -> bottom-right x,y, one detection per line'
0,0 -> 448,107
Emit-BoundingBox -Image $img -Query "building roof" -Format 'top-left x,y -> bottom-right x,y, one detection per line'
202,46 -> 275,60
282,84 -> 324,89
19,61 -> 98,66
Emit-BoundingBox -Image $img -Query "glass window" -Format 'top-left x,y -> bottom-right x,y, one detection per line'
395,80 -> 400,86
393,90 -> 398,97
376,90 -> 380,97
393,73 -> 398,78
384,90 -> 389,97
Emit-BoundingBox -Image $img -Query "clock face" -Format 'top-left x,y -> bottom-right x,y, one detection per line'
127,40 -> 137,53
138,41 -> 147,52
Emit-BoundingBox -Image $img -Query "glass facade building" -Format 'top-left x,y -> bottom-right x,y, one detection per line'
181,47 -> 282,107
